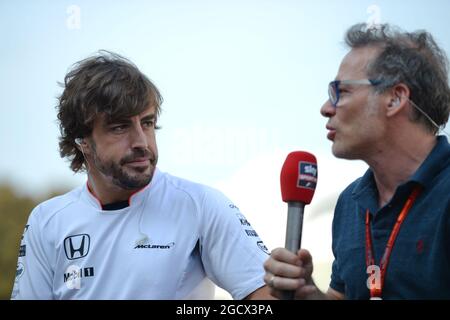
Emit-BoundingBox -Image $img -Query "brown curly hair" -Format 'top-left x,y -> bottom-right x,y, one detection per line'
56,50 -> 163,172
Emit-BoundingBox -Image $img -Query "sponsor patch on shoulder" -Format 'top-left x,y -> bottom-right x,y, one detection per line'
21,224 -> 30,241
257,241 -> 270,254
235,213 -> 251,227
19,245 -> 26,257
245,229 -> 259,237
15,262 -> 25,281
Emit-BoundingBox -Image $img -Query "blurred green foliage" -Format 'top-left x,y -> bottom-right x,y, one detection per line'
0,184 -> 66,300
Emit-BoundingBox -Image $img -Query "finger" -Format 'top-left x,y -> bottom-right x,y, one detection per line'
264,259 -> 304,278
297,249 -> 314,269
270,247 -> 301,265
297,249 -> 312,264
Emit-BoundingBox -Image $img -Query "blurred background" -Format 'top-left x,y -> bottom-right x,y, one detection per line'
1,0 -> 449,299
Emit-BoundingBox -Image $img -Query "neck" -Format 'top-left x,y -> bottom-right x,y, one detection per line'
365,131 -> 436,207
87,173 -> 138,205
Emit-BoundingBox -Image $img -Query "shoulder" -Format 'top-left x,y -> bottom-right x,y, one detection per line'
156,171 -> 239,228
157,171 -> 229,206
437,159 -> 450,207
435,154 -> 450,186
29,186 -> 83,227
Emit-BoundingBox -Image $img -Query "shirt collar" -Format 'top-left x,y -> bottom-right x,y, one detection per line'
81,168 -> 161,211
351,169 -> 379,214
352,136 -> 450,212
408,136 -> 450,188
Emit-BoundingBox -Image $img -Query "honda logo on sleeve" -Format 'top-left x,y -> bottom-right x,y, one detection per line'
64,234 -> 90,260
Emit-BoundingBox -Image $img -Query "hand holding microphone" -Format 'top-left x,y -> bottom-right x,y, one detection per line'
264,151 -> 319,300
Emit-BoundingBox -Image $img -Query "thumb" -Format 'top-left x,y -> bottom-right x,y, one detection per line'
297,249 -> 313,266
297,249 -> 314,280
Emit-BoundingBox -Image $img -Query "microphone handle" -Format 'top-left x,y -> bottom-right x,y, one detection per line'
281,202 -> 305,300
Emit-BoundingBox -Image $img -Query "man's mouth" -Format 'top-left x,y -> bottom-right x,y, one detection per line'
326,125 -> 336,141
125,158 -> 150,167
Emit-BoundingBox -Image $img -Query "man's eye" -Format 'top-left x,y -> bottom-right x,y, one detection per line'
111,125 -> 127,132
143,120 -> 154,127
143,120 -> 161,130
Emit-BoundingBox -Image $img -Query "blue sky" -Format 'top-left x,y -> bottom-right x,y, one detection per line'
1,0 -> 450,295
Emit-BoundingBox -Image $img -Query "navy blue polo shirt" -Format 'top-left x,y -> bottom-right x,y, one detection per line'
330,136 -> 450,299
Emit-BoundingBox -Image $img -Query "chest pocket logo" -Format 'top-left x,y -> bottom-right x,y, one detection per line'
64,234 -> 90,260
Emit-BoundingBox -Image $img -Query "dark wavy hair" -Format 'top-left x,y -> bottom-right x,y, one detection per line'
56,50 -> 163,172
345,23 -> 450,133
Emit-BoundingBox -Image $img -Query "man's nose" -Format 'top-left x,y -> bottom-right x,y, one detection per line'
130,125 -> 148,149
320,99 -> 336,118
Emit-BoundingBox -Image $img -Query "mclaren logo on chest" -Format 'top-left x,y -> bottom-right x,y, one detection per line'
134,242 -> 175,249
64,234 -> 90,260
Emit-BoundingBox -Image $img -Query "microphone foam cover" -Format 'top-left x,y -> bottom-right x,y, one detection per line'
280,151 -> 318,204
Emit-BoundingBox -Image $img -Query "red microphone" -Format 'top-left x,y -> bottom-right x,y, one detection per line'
280,151 -> 318,299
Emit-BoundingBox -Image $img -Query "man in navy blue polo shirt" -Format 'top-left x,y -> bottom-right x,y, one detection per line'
263,23 -> 450,299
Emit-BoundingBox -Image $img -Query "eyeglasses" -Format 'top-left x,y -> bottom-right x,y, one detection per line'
328,79 -> 382,107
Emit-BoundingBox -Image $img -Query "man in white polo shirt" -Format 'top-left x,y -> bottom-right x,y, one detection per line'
11,51 -> 271,300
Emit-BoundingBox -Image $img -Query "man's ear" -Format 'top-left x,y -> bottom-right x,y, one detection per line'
75,137 -> 91,155
385,83 -> 410,117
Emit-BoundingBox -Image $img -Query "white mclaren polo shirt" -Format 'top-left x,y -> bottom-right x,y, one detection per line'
11,169 -> 269,300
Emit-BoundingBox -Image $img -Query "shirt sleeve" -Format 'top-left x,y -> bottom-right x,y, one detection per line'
329,259 -> 345,294
197,187 -> 269,300
11,206 -> 54,299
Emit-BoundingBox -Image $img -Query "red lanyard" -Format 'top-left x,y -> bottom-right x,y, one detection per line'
365,186 -> 422,299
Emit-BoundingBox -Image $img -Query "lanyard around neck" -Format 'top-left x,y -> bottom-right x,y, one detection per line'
365,185 -> 422,299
